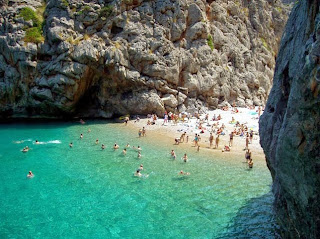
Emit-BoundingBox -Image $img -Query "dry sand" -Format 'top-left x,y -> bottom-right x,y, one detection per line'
123,107 -> 265,162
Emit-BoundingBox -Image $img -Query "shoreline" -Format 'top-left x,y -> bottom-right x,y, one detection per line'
116,107 -> 266,164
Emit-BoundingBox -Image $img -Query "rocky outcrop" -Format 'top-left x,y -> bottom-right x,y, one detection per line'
260,1 -> 320,238
0,0 -> 289,118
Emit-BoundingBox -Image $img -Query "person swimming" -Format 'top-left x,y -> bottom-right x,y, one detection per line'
139,164 -> 143,170
134,170 -> 142,177
35,140 -> 39,144
113,143 -> 119,149
101,144 -> 105,150
95,139 -> 99,145
122,148 -> 127,155
125,143 -> 130,148
179,170 -> 190,176
69,142 -> 73,148
183,153 -> 188,162
27,171 -> 34,178
22,146 -> 29,153
80,133 -> 83,139
137,146 -> 142,151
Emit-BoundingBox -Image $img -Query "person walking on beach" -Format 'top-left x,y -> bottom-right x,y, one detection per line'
229,132 -> 234,147
258,106 -> 261,117
124,116 -> 129,125
138,129 -> 142,137
249,130 -> 253,144
194,134 -> 199,147
215,135 -> 220,149
209,133 -> 214,148
245,134 -> 249,149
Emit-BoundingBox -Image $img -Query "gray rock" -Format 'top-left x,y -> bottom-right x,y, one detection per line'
161,94 -> 178,108
260,1 -> 320,238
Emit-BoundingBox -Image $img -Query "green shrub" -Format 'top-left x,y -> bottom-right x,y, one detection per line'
260,37 -> 270,51
61,0 -> 69,8
20,6 -> 45,43
207,34 -> 214,51
99,5 -> 113,18
19,7 -> 41,27
79,6 -> 91,15
24,27 -> 44,43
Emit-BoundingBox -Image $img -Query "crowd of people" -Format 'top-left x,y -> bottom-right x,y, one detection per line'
126,105 -> 263,170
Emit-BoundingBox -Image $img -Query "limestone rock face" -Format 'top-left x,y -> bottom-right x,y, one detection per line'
260,1 -> 320,237
0,0 -> 289,118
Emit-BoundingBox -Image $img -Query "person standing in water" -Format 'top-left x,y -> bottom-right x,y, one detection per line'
69,142 -> 73,148
80,133 -> 83,140
248,158 -> 253,169
171,150 -> 176,159
183,153 -> 188,162
245,149 -> 251,162
95,139 -> 99,145
122,148 -> 127,155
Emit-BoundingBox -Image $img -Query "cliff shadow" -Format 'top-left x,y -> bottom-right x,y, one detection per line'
216,191 -> 281,239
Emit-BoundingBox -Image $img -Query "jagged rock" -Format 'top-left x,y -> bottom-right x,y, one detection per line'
30,87 -> 53,101
260,1 -> 320,238
71,40 -> 99,64
0,0 -> 290,118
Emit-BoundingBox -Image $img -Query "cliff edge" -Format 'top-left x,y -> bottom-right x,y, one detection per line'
260,0 -> 320,237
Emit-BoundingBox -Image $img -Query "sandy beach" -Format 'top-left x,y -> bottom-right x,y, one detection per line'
123,107 -> 265,163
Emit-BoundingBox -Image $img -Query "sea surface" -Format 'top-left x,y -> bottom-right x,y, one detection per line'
0,121 -> 279,238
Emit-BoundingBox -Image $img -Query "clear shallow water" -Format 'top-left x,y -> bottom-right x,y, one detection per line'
0,121 -> 278,238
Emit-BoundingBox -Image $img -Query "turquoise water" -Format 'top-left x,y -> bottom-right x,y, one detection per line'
0,121 -> 278,238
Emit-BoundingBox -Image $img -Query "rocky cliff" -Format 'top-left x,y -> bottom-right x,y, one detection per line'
0,0 -> 288,118
260,0 -> 320,238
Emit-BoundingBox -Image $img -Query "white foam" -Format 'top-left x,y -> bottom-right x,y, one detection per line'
47,140 -> 62,144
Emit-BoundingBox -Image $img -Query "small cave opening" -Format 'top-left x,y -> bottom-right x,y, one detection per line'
111,24 -> 124,35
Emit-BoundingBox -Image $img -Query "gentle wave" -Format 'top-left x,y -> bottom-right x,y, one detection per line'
35,140 -> 62,145
13,139 -> 33,144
